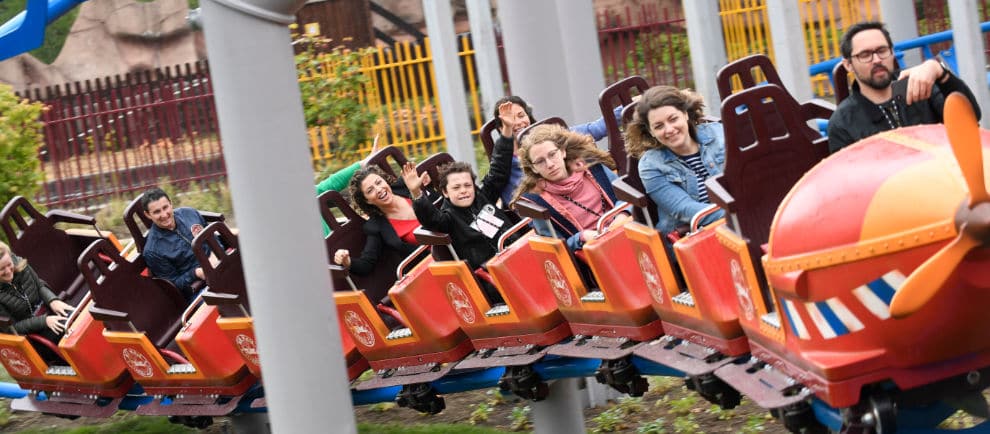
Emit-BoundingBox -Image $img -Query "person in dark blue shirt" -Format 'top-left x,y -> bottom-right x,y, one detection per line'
140,187 -> 209,301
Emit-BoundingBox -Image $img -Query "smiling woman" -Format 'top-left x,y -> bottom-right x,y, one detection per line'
332,166 -> 421,276
624,85 -> 726,236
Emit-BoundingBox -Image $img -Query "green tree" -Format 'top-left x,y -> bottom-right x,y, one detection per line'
295,33 -> 378,172
0,83 -> 44,210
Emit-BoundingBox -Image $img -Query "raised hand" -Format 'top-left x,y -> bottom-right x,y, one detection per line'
498,101 -> 520,138
401,161 -> 428,198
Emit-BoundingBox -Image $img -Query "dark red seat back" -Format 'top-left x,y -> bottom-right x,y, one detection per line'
123,195 -> 154,253
715,54 -> 784,101
78,239 -> 187,347
713,84 -> 830,248
832,62 -> 851,104
480,118 -> 498,160
0,197 -> 89,302
598,75 -> 650,175
319,190 -> 402,305
363,145 -> 409,181
517,117 -> 569,144
193,222 -> 249,314
416,152 -> 455,198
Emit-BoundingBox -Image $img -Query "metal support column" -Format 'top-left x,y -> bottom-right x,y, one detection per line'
201,0 -> 356,432
497,0 -> 605,127
466,0 -> 504,122
948,0 -> 990,128
531,378 -> 587,434
766,0 -> 813,101
879,0 -> 921,66
683,0 -> 728,115
423,0 -> 476,168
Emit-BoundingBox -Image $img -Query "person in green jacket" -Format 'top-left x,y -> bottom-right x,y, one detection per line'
315,140 -> 380,236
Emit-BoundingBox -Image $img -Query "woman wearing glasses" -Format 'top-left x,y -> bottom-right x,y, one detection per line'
827,21 -> 980,152
513,124 -> 627,251
624,85 -> 726,236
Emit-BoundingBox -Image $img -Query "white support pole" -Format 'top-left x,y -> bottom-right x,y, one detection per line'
466,0 -> 504,122
765,0 -> 813,102
683,0 -> 728,116
201,1 -> 356,433
423,0 -> 476,169
497,0 -> 605,128
531,378 -> 587,434
554,0 -> 607,126
948,0 -> 990,128
878,0 -> 920,67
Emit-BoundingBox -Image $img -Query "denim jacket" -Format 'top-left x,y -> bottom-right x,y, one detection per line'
638,122 -> 726,234
143,207 -> 209,299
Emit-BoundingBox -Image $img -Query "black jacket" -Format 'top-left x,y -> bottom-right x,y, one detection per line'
0,260 -> 59,335
412,134 -> 518,270
828,72 -> 981,153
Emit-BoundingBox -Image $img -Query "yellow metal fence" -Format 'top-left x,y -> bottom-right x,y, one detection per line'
719,0 -> 879,97
307,36 -> 485,171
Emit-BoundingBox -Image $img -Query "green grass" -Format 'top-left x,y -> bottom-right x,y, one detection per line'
14,414 -> 195,434
0,0 -> 79,64
358,423 -> 512,433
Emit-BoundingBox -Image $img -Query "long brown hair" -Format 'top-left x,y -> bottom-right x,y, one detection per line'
512,124 -> 615,204
624,86 -> 705,159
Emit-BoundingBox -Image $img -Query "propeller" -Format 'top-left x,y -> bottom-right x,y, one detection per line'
889,93 -> 990,319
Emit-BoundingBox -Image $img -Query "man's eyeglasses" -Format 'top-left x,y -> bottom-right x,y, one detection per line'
851,46 -> 892,63
532,149 -> 561,169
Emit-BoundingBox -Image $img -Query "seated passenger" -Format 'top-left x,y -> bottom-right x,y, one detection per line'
0,242 -> 74,360
513,124 -> 628,251
401,135 -> 518,302
332,167 -> 432,275
140,187 -> 211,301
493,95 -> 624,206
624,86 -> 726,235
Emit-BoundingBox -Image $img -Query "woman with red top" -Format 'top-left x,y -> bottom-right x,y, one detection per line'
332,166 -> 427,275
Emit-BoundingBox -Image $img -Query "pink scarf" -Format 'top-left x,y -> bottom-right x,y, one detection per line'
539,170 -> 614,231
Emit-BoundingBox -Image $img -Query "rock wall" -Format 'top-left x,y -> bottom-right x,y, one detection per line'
0,0 -> 204,92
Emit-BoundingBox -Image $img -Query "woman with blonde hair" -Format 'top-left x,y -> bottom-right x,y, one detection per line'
0,242 -> 74,360
624,86 -> 726,235
514,124 -> 626,251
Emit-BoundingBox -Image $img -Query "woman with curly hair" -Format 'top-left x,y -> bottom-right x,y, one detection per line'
624,86 -> 726,235
513,124 -> 627,251
331,166 -> 429,276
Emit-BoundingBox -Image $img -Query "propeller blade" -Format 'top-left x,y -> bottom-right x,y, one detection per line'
889,232 -> 979,319
944,93 -> 989,204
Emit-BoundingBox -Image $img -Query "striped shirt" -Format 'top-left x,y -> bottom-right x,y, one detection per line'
678,153 -> 710,203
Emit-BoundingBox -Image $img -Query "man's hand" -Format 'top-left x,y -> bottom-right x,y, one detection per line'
334,249 -> 352,268
898,59 -> 944,105
401,162 -> 429,199
195,267 -> 205,280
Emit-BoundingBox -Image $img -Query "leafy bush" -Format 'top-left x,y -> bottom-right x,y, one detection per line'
295,32 -> 378,172
469,402 -> 493,424
591,406 -> 627,433
636,418 -> 668,434
507,405 -> 531,431
0,83 -> 44,213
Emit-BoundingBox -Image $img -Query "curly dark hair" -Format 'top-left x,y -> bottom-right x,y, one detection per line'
624,86 -> 706,159
437,161 -> 476,193
347,165 -> 396,218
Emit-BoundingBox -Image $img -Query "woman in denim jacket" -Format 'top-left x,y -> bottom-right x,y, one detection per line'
625,86 -> 726,235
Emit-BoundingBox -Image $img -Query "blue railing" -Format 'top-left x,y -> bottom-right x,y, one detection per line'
0,0 -> 88,62
808,20 -> 990,91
